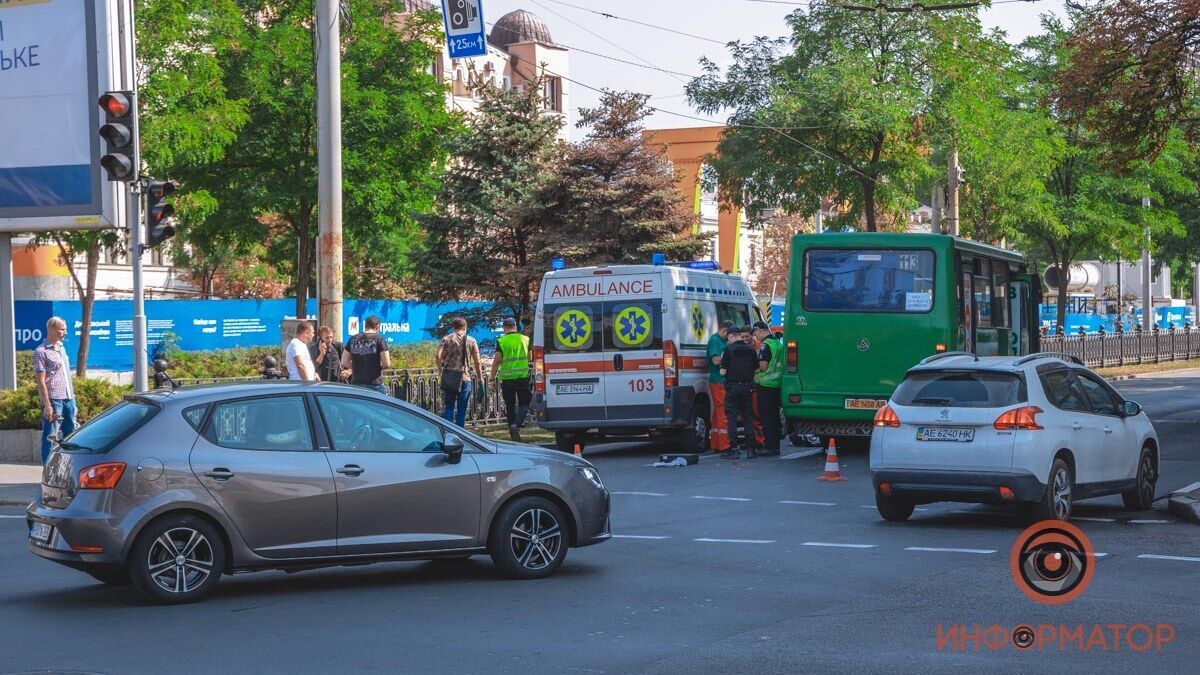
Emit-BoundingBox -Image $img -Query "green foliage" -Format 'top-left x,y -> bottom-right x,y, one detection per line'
687,2 -> 973,231
0,379 -> 128,431
138,1 -> 460,312
158,346 -> 282,380
410,82 -> 565,327
388,341 -> 440,370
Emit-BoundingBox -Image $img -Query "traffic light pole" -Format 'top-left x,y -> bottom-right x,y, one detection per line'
316,0 -> 344,340
122,0 -> 148,392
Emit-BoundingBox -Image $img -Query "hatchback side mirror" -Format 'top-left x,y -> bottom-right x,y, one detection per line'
443,434 -> 464,464
1122,400 -> 1142,417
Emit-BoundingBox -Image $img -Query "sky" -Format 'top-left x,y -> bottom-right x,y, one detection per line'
474,0 -> 1068,140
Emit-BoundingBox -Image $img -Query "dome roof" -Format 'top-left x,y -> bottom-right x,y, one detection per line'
488,9 -> 554,49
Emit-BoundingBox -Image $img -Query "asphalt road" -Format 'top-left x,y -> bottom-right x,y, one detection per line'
1,375 -> 1197,674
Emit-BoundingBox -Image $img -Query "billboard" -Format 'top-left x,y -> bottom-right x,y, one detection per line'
0,0 -> 119,232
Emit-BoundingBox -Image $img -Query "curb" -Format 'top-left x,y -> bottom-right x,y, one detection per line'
1167,490 -> 1200,526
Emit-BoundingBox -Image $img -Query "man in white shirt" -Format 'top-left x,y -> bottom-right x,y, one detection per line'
286,321 -> 318,381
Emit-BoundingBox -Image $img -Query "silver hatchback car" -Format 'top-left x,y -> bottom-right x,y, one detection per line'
27,382 -> 611,603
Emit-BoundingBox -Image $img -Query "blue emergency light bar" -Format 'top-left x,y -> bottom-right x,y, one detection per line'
551,257 -> 567,270
680,260 -> 720,270
651,252 -> 667,266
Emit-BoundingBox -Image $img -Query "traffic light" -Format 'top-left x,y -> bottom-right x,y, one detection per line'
98,91 -> 137,181
145,179 -> 177,248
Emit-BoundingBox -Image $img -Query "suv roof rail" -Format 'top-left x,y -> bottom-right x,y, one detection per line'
1012,352 -> 1084,367
917,351 -> 976,365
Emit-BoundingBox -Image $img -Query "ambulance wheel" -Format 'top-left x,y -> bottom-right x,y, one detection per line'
678,405 -> 707,453
554,431 -> 583,454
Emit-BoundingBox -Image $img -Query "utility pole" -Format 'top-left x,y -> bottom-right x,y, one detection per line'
119,0 -> 148,393
931,185 -> 942,234
946,148 -> 961,237
1142,195 -> 1152,331
317,0 -> 344,340
814,207 -> 823,233
0,232 -> 14,390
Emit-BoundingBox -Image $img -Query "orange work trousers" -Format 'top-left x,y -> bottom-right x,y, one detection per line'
709,382 -> 730,451
751,389 -> 766,446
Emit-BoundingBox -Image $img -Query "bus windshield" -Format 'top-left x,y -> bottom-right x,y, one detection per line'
804,249 -> 935,313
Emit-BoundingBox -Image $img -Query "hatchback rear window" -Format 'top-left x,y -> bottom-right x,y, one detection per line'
892,370 -> 1026,408
61,400 -> 159,453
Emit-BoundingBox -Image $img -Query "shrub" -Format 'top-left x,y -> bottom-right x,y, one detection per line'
389,341 -> 439,370
158,346 -> 282,381
0,378 -> 128,430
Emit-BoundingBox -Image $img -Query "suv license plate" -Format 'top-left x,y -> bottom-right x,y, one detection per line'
556,384 -> 594,395
29,522 -> 52,544
916,427 -> 975,442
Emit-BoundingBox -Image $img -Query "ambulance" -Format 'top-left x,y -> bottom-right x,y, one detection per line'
532,259 -> 761,453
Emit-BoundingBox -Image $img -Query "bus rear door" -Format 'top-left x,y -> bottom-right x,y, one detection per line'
1009,273 -> 1042,355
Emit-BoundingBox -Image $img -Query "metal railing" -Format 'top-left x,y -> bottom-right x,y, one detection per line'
1040,322 -> 1200,369
169,359 -> 513,429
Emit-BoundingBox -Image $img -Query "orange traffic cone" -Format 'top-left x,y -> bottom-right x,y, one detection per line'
816,438 -> 847,482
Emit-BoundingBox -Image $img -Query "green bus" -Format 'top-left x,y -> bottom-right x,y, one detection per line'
780,233 -> 1042,441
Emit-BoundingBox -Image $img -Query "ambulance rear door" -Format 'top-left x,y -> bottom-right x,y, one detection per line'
541,298 -> 606,426
601,291 -> 665,423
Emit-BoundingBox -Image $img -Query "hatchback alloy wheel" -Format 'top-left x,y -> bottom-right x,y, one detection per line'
510,508 -> 562,571
147,527 -> 214,594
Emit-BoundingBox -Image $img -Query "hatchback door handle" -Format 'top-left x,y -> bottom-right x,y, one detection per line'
337,464 -> 364,476
204,468 -> 234,480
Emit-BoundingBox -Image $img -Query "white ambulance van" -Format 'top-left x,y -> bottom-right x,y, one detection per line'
532,260 -> 761,453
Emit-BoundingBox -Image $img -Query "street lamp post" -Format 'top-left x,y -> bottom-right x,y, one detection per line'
1142,195 -> 1152,331
316,0 -> 344,340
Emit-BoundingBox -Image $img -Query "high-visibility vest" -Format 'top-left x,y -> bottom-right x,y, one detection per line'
496,332 -> 531,380
755,336 -> 784,388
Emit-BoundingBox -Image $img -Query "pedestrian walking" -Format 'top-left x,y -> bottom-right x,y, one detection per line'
720,325 -> 762,458
309,325 -> 347,382
341,315 -> 392,394
490,317 -> 532,442
707,320 -> 734,454
285,321 -> 318,381
753,321 -> 784,456
437,317 -> 483,427
33,317 -> 77,464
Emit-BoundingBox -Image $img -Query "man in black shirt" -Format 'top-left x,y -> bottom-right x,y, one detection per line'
720,325 -> 762,458
341,315 -> 392,394
309,326 -> 346,382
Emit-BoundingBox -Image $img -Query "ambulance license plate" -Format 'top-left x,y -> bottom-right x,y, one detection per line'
844,398 -> 887,410
29,522 -> 52,545
556,384 -> 594,395
916,427 -> 975,442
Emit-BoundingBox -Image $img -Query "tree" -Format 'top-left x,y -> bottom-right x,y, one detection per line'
1057,0 -> 1200,168
30,231 -> 120,376
686,3 -> 974,231
1017,15 -> 1192,330
139,1 -> 457,317
409,81 -> 564,328
752,212 -> 810,296
549,91 -> 708,263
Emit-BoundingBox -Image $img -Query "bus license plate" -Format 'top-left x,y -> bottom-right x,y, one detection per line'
844,398 -> 887,410
556,384 -> 594,395
29,522 -> 52,545
916,427 -> 975,442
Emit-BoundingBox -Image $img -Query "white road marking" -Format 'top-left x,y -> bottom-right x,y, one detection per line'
779,448 -> 825,460
695,538 -> 775,544
1073,517 -> 1116,523
0,515 -> 26,519
802,542 -> 877,549
1138,554 -> 1200,563
780,500 -> 835,506
691,495 -> 751,502
1091,553 -> 1109,558
1130,519 -> 1170,524
1174,481 -> 1200,494
610,491 -> 668,497
905,547 -> 996,554
612,534 -> 670,540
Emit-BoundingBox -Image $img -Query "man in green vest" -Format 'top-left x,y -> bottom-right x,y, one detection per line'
753,321 -> 785,457
491,317 -> 532,442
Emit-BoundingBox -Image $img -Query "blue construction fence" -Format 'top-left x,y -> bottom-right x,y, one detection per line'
14,298 -> 500,371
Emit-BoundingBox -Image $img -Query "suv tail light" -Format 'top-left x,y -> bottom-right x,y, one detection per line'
874,404 -> 900,428
663,340 -> 678,388
786,339 -> 797,374
532,346 -> 545,393
994,406 -> 1044,430
78,462 -> 126,489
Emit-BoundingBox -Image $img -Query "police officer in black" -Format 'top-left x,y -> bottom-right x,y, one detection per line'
720,325 -> 763,459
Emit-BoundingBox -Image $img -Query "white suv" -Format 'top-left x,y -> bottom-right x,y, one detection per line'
869,353 -> 1159,521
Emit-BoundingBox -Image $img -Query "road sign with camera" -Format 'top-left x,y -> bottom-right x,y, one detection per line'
441,0 -> 487,59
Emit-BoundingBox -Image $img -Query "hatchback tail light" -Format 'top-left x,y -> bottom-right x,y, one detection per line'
663,340 -> 678,388
786,339 -> 798,374
994,406 -> 1044,430
873,404 -> 900,428
532,346 -> 545,394
78,462 -> 126,489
